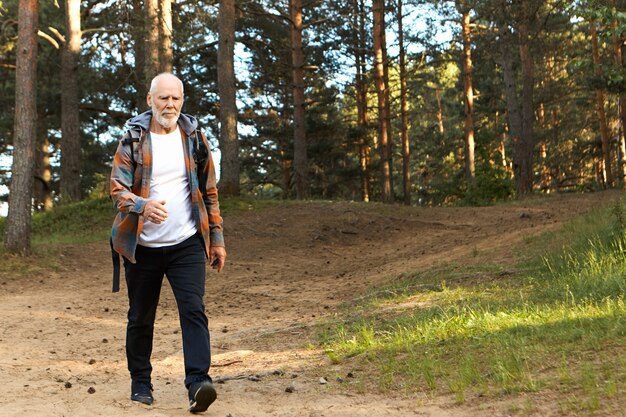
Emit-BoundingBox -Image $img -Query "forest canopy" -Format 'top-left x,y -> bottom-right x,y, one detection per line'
0,0 -> 625,215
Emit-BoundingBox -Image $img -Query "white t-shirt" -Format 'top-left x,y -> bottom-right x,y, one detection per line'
139,129 -> 197,247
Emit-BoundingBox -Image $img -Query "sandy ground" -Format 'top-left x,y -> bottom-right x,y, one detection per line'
0,190 -> 622,417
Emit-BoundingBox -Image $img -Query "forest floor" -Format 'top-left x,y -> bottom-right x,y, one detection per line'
0,190 -> 622,417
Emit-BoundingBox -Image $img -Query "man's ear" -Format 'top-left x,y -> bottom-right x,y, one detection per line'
146,93 -> 152,108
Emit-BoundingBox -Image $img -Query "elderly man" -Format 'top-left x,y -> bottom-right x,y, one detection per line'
110,72 -> 226,413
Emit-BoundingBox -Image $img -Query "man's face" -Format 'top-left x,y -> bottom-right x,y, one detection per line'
147,77 -> 183,130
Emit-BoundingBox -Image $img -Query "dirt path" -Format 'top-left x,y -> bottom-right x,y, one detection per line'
0,191 -> 621,417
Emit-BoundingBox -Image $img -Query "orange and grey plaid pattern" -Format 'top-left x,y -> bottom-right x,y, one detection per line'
110,126 -> 224,264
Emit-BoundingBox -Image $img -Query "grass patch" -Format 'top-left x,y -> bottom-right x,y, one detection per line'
0,195 -> 284,275
321,198 -> 626,413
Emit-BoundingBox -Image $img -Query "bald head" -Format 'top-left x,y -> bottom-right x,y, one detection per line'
149,73 -> 184,95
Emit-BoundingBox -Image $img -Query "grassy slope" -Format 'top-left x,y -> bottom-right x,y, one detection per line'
0,196 -> 281,275
321,200 -> 626,414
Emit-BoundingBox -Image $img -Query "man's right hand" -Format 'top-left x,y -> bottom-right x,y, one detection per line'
143,199 -> 168,224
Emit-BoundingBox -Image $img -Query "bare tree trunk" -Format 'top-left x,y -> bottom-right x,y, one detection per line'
381,0 -> 393,195
354,0 -> 370,202
373,0 -> 392,203
60,0 -> 82,201
459,6 -> 475,183
290,0 -> 308,199
132,0 -> 148,111
217,0 -> 240,196
517,16 -> 535,197
398,0 -> 410,205
612,19 -> 626,186
144,0 -> 160,91
5,0 -> 38,255
498,24 -> 526,197
590,18 -> 613,187
158,0 -> 173,73
537,103 -> 550,191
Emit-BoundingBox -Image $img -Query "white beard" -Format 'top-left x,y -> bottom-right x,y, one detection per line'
155,112 -> 180,129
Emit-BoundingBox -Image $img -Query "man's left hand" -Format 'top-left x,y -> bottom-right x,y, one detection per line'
209,246 -> 226,272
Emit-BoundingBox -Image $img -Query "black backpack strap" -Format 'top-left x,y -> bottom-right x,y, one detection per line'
192,129 -> 209,192
110,237 -> 121,293
121,131 -> 140,166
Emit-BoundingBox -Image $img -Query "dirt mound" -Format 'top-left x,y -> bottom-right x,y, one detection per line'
0,191 -> 621,416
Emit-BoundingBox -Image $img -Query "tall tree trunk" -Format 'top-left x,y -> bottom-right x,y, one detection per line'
217,0 -> 240,196
132,0 -> 148,111
398,0 -> 410,205
498,24 -> 525,197
517,15 -> 535,197
459,5 -> 475,183
381,0 -> 393,195
290,0 -> 308,199
498,24 -> 522,172
60,0 -> 82,201
590,18 -> 613,187
144,0 -> 160,91
612,19 -> 626,186
373,0 -> 392,203
537,102 -> 550,190
354,0 -> 370,202
158,0 -> 173,73
5,0 -> 38,255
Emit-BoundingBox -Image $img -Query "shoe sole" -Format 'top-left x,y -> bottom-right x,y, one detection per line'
188,382 -> 217,413
130,394 -> 154,406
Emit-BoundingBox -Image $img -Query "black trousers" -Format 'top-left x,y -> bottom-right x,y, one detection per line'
123,233 -> 211,388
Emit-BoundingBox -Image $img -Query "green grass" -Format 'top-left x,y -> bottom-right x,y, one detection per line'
0,195 -> 283,246
0,195 -> 283,275
320,199 -> 626,413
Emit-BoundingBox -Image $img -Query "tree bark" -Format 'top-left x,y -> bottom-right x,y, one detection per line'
381,0 -> 393,195
290,0 -> 308,199
144,0 -> 160,91
498,24 -> 528,198
353,0 -> 370,202
5,0 -> 38,255
459,5 -> 475,183
517,15 -> 535,197
158,0 -> 173,73
612,19 -> 626,186
217,0 -> 240,196
60,0 -> 82,201
132,0 -> 148,111
590,19 -> 613,187
373,0 -> 392,203
398,0 -> 410,205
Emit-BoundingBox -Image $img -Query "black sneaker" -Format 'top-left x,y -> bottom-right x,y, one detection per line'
188,380 -> 217,413
130,381 -> 154,405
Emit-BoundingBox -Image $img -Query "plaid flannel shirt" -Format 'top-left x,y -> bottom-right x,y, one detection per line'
110,111 -> 224,265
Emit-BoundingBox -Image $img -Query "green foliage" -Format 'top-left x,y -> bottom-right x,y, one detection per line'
0,0 -> 622,215
462,163 -> 515,206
